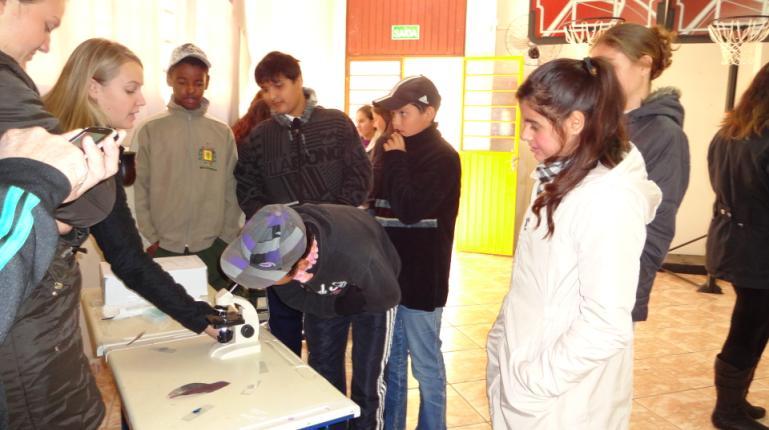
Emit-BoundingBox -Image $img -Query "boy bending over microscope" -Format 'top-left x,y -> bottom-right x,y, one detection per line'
220,203 -> 400,430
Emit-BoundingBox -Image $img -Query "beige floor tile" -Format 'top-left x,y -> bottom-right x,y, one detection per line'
449,424 -> 492,429
443,305 -> 499,327
634,351 -> 715,398
641,325 -> 725,354
629,401 -> 680,430
406,387 -> 420,429
446,292 -> 485,307
756,359 -> 769,379
453,380 -> 490,421
445,349 -> 488,384
442,326 -> 483,352
634,387 -> 718,430
455,323 -> 493,349
405,385 -> 488,428
634,333 -> 690,360
447,385 -> 487,427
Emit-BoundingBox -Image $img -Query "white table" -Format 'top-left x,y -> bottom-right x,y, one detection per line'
81,288 -> 359,429
106,330 -> 359,429
80,287 -> 202,357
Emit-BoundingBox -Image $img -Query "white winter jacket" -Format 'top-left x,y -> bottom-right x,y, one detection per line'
487,146 -> 661,429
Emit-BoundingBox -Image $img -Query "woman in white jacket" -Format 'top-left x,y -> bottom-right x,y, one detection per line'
486,57 -> 662,429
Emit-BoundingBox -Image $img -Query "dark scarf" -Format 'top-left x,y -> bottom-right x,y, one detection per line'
535,158 -> 571,195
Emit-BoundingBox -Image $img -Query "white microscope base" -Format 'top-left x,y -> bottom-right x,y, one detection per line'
209,341 -> 261,360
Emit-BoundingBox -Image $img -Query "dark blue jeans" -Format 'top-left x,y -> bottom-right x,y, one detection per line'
304,308 -> 396,430
384,305 -> 446,430
266,286 -> 304,355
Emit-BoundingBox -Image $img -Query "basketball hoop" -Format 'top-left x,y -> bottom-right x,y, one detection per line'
563,16 -> 625,46
708,15 -> 769,65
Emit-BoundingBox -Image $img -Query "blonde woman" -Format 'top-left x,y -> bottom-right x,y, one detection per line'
0,36 -> 216,429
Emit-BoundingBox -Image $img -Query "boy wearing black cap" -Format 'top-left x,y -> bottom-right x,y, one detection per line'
133,43 -> 241,290
221,203 -> 400,430
371,75 -> 461,429
234,51 -> 372,356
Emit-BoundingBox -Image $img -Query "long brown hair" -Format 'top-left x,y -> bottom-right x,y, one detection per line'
232,91 -> 271,143
368,107 -> 394,201
517,57 -> 629,237
719,61 -> 769,140
594,23 -> 676,80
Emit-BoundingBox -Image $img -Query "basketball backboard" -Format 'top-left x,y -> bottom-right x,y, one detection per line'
529,0 -> 769,44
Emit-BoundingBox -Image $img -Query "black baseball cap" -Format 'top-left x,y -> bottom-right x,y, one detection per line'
373,75 -> 441,111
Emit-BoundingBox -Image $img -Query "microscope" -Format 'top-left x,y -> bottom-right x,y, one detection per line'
206,289 -> 261,360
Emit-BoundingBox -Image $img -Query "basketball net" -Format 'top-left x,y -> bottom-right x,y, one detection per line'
564,17 -> 625,46
708,16 -> 769,65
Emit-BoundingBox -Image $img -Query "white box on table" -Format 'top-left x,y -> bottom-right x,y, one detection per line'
101,255 -> 208,308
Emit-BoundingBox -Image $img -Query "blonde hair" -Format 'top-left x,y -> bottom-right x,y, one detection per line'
43,38 -> 142,130
594,23 -> 676,80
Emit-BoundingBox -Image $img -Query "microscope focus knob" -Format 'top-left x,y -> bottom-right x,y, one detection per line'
241,324 -> 255,338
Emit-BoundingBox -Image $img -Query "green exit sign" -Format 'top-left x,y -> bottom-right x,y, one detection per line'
391,25 -> 420,40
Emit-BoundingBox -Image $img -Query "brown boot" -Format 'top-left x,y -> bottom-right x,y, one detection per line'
712,358 -> 769,430
743,367 -> 766,419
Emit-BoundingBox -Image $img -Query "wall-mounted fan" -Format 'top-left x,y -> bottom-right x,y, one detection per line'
504,14 -> 561,66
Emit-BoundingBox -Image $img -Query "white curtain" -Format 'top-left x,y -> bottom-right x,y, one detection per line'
239,0 -> 348,112
26,0 -> 246,127
23,0 -> 249,295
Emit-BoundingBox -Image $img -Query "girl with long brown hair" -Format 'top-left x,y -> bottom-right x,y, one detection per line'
486,57 -> 661,428
706,61 -> 769,430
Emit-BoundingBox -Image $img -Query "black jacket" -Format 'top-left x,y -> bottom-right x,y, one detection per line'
273,204 -> 401,318
0,51 -> 59,136
372,124 -> 461,311
706,131 -> 769,288
627,88 -> 690,321
91,176 -> 216,331
0,50 -> 212,335
234,106 -> 372,218
0,49 -> 213,430
0,158 -> 69,343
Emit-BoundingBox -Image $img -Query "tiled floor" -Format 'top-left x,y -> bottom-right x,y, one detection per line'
94,252 -> 768,429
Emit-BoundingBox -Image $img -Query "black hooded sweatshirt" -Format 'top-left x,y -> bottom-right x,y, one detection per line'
273,203 -> 401,318
627,87 -> 690,321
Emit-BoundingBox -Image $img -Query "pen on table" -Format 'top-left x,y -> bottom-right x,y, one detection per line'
126,331 -> 145,346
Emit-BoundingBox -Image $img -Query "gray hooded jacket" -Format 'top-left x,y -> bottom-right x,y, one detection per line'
627,87 -> 690,321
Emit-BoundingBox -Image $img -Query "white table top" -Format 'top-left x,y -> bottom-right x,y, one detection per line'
106,330 -> 359,429
80,287 -> 201,357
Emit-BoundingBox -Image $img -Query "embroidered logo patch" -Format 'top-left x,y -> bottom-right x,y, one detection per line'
198,146 -> 217,170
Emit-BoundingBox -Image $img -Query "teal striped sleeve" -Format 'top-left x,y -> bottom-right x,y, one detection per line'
0,186 -> 41,271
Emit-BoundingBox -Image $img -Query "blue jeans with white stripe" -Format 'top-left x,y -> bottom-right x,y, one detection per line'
384,305 -> 446,430
304,308 -> 396,430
